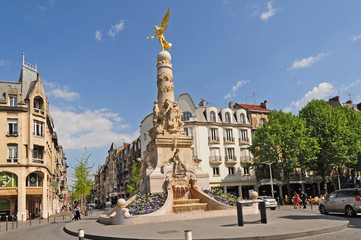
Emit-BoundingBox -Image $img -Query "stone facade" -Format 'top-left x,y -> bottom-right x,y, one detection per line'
0,54 -> 68,221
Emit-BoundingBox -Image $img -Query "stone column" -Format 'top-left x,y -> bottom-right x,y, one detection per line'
17,174 -> 26,222
238,185 -> 243,199
42,172 -> 48,218
156,51 -> 174,109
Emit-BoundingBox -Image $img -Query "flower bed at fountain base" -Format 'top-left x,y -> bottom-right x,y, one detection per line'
98,187 -> 259,225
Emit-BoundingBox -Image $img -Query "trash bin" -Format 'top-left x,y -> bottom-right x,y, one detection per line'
85,210 -> 88,216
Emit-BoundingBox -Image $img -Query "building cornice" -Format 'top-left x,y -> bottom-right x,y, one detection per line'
0,106 -> 29,112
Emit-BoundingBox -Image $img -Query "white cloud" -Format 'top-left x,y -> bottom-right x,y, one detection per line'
38,6 -> 47,11
224,80 -> 250,99
260,1 -> 277,21
339,79 -> 361,93
0,60 -> 11,67
50,106 -> 136,150
43,81 -> 80,101
288,52 -> 330,70
351,35 -> 361,42
284,82 -> 334,112
95,30 -> 102,41
108,20 -> 125,39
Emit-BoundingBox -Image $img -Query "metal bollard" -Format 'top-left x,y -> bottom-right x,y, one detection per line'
16,218 -> 18,229
310,199 -> 313,210
6,215 -> 8,231
78,229 -> 85,240
30,214 -> 32,226
185,230 -> 192,240
54,216 -> 56,222
12,215 -> 14,230
236,201 -> 243,226
259,202 -> 267,224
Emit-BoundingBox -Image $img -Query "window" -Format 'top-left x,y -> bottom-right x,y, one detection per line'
210,111 -> 216,122
9,95 -> 17,106
228,167 -> 235,175
213,167 -> 220,176
182,112 -> 192,121
209,147 -> 220,162
33,120 -> 44,137
260,118 -> 266,127
33,145 -> 44,160
240,114 -> 246,124
225,148 -> 235,160
26,173 -> 42,187
225,112 -> 231,123
240,129 -> 248,142
243,167 -> 250,175
33,97 -> 43,110
240,148 -> 251,162
8,144 -> 18,161
8,119 -> 18,135
209,128 -> 219,142
184,127 -> 193,138
224,129 -> 233,142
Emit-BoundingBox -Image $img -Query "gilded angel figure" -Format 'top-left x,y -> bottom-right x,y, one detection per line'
147,8 -> 172,51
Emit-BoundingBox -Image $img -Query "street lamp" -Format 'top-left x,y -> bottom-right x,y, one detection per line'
264,157 -> 281,199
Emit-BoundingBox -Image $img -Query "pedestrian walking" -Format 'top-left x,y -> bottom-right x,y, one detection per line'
301,191 -> 307,209
294,192 -> 300,209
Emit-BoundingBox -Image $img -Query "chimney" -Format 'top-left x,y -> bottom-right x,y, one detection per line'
260,100 -> 268,109
199,98 -> 206,107
228,102 -> 233,109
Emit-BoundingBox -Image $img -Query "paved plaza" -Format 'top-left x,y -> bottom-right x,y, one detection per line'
1,206 -> 360,240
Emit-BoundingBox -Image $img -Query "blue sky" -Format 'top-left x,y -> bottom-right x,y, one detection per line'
1,1 -> 361,184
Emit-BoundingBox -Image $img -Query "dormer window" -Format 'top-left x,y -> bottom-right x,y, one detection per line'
240,113 -> 246,124
210,111 -> 216,122
33,96 -> 44,114
9,95 -> 17,106
182,112 -> 192,121
225,112 -> 231,123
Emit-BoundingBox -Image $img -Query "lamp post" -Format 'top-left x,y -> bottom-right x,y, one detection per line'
264,158 -> 281,199
264,162 -> 275,199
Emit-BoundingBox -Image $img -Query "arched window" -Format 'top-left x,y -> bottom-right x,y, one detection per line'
225,112 -> 231,123
182,112 -> 192,121
26,173 -> 42,187
210,111 -> 216,122
240,113 -> 246,124
260,118 -> 265,127
33,96 -> 44,110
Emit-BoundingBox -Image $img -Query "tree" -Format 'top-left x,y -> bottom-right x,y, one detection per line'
126,161 -> 140,195
70,149 -> 94,209
299,99 -> 360,192
249,110 -> 318,198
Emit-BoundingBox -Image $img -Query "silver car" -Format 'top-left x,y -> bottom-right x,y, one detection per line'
319,188 -> 361,217
258,196 -> 277,210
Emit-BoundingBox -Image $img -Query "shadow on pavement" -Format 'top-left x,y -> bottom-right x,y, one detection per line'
279,214 -> 345,221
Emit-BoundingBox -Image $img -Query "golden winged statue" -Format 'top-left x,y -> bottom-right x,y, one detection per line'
147,8 -> 172,51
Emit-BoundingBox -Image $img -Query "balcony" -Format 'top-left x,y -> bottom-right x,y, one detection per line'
225,156 -> 237,164
208,136 -> 220,144
223,137 -> 235,144
240,156 -> 252,163
209,156 -> 222,164
32,158 -> 44,164
239,138 -> 249,145
34,108 -> 45,115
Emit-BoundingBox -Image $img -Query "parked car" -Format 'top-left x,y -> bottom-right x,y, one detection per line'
258,196 -> 277,210
319,188 -> 361,217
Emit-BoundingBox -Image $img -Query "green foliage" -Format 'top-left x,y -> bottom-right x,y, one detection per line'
70,149 -> 94,207
249,110 -> 319,196
126,162 -> 140,194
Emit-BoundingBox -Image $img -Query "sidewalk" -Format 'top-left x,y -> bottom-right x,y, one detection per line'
64,206 -> 350,240
0,210 -> 84,233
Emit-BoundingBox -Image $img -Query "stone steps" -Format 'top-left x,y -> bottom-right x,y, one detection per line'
172,199 -> 208,213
